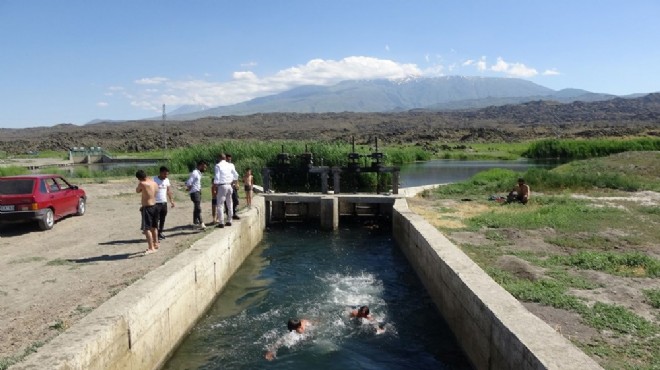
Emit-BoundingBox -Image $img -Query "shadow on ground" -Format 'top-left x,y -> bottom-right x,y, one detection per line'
68,252 -> 145,263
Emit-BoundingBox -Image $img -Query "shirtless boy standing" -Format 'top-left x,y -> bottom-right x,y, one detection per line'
136,170 -> 160,254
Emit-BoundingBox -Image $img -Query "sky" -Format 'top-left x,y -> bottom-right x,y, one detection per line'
1,0 -> 659,128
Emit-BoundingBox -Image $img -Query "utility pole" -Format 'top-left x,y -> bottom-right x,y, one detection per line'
162,104 -> 167,156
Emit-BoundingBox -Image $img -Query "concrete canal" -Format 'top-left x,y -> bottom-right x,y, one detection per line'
163,223 -> 473,369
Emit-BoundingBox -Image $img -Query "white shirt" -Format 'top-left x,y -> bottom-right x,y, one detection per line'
214,160 -> 238,185
153,176 -> 171,203
186,169 -> 203,193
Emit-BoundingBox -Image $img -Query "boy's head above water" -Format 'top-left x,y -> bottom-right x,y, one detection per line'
357,306 -> 370,318
287,318 -> 305,333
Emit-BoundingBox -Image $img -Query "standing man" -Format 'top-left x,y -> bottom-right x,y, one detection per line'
136,170 -> 159,254
214,153 -> 238,228
153,166 -> 175,240
226,153 -> 240,220
186,161 -> 207,230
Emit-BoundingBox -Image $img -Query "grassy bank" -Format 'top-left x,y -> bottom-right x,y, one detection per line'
524,137 -> 660,160
416,151 -> 660,369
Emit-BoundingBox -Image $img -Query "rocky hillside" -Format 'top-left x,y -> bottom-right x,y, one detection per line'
1,94 -> 658,154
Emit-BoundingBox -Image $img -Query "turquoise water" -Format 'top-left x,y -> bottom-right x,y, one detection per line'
163,224 -> 472,370
399,159 -> 560,187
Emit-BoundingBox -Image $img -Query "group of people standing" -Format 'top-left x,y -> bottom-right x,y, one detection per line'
184,153 -> 254,230
135,153 -> 254,254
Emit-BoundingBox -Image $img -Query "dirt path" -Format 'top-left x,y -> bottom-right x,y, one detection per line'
0,179 -> 214,360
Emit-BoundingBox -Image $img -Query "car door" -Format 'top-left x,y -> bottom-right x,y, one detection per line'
56,177 -> 79,214
44,177 -> 67,218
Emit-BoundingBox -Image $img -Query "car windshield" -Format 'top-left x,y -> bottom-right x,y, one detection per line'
0,179 -> 35,195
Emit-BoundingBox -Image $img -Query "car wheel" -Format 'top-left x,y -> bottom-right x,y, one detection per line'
38,208 -> 55,231
76,198 -> 86,216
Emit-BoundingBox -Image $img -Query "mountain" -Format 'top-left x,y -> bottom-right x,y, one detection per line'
167,104 -> 213,116
165,76 -> 620,121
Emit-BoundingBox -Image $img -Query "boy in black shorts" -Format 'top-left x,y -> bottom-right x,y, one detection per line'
136,170 -> 160,254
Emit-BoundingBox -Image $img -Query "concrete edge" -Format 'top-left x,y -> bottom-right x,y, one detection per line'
398,184 -> 446,197
391,198 -> 603,370
11,197 -> 266,370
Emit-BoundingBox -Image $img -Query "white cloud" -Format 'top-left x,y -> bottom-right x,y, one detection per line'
385,44 -> 390,52
134,77 -> 169,85
462,59 -> 475,66
126,56 -> 423,111
476,57 -> 487,71
97,102 -> 109,107
108,86 -> 124,91
423,64 -> 445,76
232,71 -> 258,80
543,68 -> 560,76
240,61 -> 258,68
490,57 -> 537,77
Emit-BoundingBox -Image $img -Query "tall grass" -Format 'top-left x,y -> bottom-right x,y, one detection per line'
168,140 -> 429,191
0,166 -> 29,176
524,137 -> 660,159
42,164 -> 164,179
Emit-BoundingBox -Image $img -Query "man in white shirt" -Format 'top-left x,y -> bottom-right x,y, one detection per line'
214,153 -> 239,228
185,160 -> 208,230
153,166 -> 175,240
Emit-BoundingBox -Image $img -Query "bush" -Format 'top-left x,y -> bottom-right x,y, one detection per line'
524,138 -> 660,160
0,166 -> 29,176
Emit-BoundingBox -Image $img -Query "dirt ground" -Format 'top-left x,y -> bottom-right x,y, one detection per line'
0,178 -> 215,361
1,177 -> 658,366
408,193 -> 660,367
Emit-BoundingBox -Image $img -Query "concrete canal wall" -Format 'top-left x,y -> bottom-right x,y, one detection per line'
392,198 -> 602,370
12,197 -> 266,370
12,191 -> 602,370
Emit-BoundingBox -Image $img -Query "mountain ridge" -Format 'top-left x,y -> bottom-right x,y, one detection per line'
158,76 -> 639,121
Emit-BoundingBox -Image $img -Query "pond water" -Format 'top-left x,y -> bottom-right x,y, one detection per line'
399,159 -> 560,187
163,225 -> 473,370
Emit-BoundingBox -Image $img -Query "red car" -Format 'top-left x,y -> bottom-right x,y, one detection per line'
0,174 -> 86,230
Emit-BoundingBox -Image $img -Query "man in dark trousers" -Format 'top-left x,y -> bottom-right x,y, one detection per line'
225,153 -> 240,220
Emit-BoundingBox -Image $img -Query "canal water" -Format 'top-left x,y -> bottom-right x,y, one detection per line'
163,224 -> 473,370
399,159 -> 559,187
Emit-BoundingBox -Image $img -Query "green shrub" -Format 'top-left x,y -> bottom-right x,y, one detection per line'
583,302 -> 657,337
549,251 -> 660,277
0,166 -> 29,176
524,138 -> 660,160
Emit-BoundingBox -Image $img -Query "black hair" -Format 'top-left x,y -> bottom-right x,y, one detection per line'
518,178 -> 525,183
159,166 -> 169,173
198,160 -> 208,167
287,319 -> 301,331
135,170 -> 147,180
358,306 -> 370,317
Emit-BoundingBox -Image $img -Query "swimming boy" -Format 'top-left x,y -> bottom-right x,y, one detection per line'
264,318 -> 311,361
350,305 -> 385,334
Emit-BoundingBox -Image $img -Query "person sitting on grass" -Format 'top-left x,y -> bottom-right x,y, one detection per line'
507,177 -> 530,205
